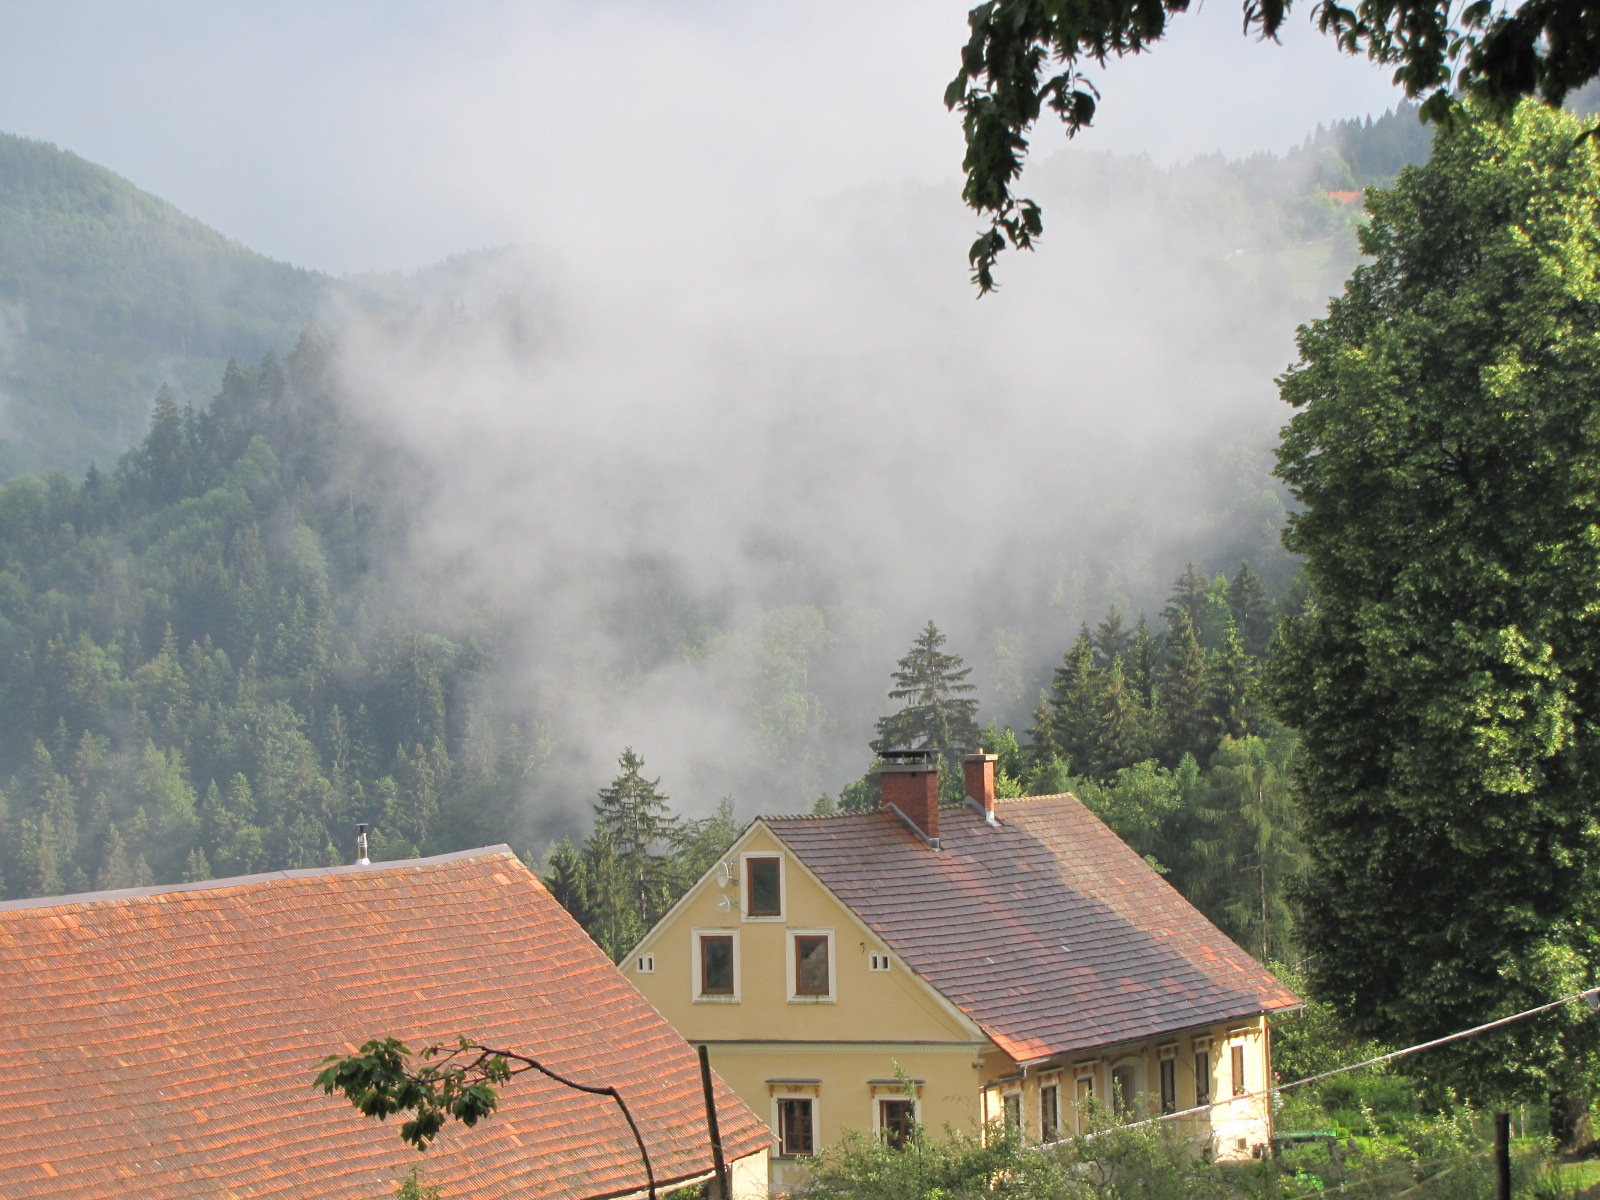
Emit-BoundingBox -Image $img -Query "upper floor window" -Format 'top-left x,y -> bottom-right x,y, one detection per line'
743,853 -> 783,919
788,929 -> 834,1000
693,929 -> 738,1001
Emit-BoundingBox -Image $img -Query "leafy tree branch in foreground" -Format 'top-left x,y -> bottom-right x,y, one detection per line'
946,0 -> 1600,291
315,1037 -> 658,1198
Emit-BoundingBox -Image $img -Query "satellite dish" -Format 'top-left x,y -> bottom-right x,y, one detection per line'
717,894 -> 734,913
715,862 -> 731,888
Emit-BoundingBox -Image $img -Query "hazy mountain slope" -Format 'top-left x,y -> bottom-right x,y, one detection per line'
0,133 -> 332,478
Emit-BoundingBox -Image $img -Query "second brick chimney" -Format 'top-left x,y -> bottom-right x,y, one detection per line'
963,751 -> 998,824
879,749 -> 940,848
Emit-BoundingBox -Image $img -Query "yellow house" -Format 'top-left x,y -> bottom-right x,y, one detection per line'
624,750 -> 1300,1192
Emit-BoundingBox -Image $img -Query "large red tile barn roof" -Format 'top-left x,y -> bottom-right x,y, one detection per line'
0,846 -> 769,1200
768,795 -> 1299,1062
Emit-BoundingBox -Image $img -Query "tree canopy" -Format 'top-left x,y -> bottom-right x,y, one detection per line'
945,0 -> 1600,291
1265,100 -> 1600,1134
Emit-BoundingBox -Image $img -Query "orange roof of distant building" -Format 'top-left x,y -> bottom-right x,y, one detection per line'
0,847 -> 770,1200
1328,190 -> 1363,204
768,795 -> 1299,1063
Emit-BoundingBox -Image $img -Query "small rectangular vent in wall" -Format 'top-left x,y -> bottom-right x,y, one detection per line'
637,953 -> 655,973
869,952 -> 891,972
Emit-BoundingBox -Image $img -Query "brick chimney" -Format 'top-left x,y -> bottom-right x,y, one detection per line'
879,749 -> 940,848
963,751 -> 998,824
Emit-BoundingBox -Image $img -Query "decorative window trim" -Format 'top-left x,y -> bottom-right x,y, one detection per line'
691,927 -> 740,1003
740,851 -> 785,921
786,928 -> 836,1002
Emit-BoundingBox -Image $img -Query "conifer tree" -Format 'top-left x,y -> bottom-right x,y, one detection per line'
1092,604 -> 1135,667
1127,615 -> 1159,703
1204,625 -> 1260,744
870,621 -> 980,780
1090,656 -> 1152,776
1156,610 -> 1210,765
593,748 -> 680,937
1045,626 -> 1100,773
1228,561 -> 1274,657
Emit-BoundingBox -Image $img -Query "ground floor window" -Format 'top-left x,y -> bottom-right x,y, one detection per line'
1002,1091 -> 1021,1130
1111,1065 -> 1137,1115
777,1097 -> 814,1157
1194,1051 -> 1211,1108
879,1099 -> 916,1149
1040,1082 -> 1060,1142
1159,1058 -> 1177,1114
1231,1043 -> 1247,1097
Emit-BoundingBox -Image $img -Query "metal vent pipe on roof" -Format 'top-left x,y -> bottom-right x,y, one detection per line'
356,823 -> 370,866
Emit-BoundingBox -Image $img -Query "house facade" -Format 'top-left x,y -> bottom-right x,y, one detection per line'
625,752 -> 1299,1191
0,846 -> 771,1200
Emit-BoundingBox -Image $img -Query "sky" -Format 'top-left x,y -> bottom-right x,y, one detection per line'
0,3 -> 1410,815
0,0 -> 1407,275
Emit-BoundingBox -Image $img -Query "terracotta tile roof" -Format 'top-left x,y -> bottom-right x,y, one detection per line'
0,847 -> 770,1200
768,796 -> 1299,1063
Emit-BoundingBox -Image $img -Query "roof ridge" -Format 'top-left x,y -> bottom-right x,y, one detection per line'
0,844 -> 519,914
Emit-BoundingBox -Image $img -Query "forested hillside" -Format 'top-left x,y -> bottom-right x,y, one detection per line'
0,343 -> 549,896
0,134 -> 333,478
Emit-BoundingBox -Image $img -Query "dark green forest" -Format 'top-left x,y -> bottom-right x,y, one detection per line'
0,342 -> 553,896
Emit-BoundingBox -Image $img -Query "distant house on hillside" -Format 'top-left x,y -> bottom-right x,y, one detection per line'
625,751 -> 1300,1193
0,846 -> 770,1200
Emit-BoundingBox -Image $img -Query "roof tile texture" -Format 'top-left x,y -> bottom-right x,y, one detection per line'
0,849 -> 769,1200
769,795 -> 1299,1062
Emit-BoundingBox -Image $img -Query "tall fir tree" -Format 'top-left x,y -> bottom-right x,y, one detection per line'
1090,656 -> 1152,777
1228,561 -> 1274,657
1045,626 -> 1101,773
1092,604 -> 1135,667
870,621 -> 981,782
592,748 -> 680,940
1157,609 -> 1210,766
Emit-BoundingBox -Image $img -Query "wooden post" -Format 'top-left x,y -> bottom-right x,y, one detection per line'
1494,1111 -> 1511,1200
698,1044 -> 730,1200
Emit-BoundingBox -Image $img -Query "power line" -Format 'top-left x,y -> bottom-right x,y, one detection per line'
1115,985 -> 1600,1134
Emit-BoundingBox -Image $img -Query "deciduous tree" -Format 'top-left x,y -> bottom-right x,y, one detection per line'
1266,100 -> 1600,1137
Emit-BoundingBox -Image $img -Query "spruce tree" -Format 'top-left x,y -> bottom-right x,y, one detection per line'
593,748 -> 680,937
1204,624 -> 1260,744
1156,610 -> 1210,765
1046,626 -> 1101,773
1092,604 -> 1135,667
1228,561 -> 1274,657
1090,657 -> 1152,776
870,621 -> 981,780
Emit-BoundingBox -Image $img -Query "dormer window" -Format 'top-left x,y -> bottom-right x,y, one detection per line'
743,853 -> 783,919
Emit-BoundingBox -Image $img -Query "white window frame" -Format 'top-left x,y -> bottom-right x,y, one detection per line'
740,851 -> 785,921
635,952 -> 655,973
873,1094 -> 919,1146
786,928 -> 836,1002
1109,1057 -> 1143,1116
868,950 -> 891,972
691,927 -> 740,1003
772,1092 -> 819,1158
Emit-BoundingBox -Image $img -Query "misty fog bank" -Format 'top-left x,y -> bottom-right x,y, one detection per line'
326,147 -> 1355,830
